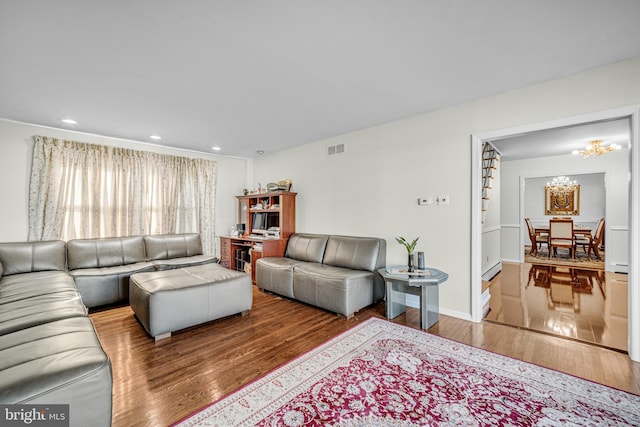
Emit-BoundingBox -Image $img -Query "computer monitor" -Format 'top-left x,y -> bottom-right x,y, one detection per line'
252,212 -> 265,234
252,212 -> 278,235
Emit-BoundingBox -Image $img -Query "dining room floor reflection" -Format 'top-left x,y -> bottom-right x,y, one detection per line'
484,262 -> 628,352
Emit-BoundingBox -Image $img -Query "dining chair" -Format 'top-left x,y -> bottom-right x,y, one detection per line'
549,218 -> 574,259
525,217 -> 548,256
574,228 -> 593,259
589,218 -> 605,260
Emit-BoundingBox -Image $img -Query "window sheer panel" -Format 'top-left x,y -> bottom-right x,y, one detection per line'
28,136 -> 218,254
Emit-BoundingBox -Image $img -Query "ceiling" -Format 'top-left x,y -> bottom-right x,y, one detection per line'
2,1 -> 640,158
491,118 -> 631,161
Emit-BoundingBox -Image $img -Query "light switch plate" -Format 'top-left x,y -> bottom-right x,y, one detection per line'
438,195 -> 450,205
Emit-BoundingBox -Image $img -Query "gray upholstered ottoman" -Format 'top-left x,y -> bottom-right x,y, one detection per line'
129,263 -> 252,340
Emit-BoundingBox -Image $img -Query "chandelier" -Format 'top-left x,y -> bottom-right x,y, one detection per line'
572,139 -> 621,158
546,175 -> 578,196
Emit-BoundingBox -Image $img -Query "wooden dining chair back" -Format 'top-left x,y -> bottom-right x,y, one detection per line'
590,218 -> 605,260
549,218 -> 574,259
525,217 -> 548,256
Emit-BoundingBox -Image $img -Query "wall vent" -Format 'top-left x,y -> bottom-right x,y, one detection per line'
327,143 -> 345,156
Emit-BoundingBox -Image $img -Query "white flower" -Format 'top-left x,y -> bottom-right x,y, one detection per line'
282,410 -> 305,426
386,351 -> 422,374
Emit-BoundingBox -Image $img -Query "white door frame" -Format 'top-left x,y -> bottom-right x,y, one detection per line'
471,105 -> 640,361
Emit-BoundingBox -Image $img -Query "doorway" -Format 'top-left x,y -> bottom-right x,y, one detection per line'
471,106 -> 640,361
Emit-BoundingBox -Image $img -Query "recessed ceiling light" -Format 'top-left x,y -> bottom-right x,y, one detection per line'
60,118 -> 77,125
256,149 -> 265,155
212,146 -> 222,151
150,135 -> 162,140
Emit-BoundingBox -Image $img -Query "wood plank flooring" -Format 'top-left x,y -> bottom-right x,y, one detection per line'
90,287 -> 640,427
485,262 -> 628,351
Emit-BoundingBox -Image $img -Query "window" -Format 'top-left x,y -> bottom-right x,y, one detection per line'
28,136 -> 217,253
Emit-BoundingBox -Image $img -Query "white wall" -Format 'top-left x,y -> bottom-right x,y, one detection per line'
0,119 -> 248,257
252,56 -> 640,319
502,152 -> 628,270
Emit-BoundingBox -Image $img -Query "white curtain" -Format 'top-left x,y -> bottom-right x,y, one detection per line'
28,136 -> 218,254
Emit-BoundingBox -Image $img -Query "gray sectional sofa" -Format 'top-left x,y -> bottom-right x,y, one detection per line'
0,233 -> 217,426
0,240 -> 112,427
256,233 -> 386,317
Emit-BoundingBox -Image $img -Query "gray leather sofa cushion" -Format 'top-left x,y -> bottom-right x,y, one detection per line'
70,263 -> 155,308
67,236 -> 146,270
293,263 -> 374,317
255,257 -> 302,298
0,240 -> 66,276
144,233 -> 204,260
0,317 -> 112,427
323,235 -> 386,302
0,272 -> 77,304
144,233 -> 216,270
0,292 -> 86,335
284,233 -> 329,263
323,235 -> 384,272
0,270 -> 72,286
149,254 -> 217,271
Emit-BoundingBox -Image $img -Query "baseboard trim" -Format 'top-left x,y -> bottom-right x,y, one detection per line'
482,262 -> 502,281
440,307 -> 473,322
611,263 -> 629,273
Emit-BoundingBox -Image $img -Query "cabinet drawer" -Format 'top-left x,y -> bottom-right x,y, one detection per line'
220,239 -> 231,256
219,238 -> 232,268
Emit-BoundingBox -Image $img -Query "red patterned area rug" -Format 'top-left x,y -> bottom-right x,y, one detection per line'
174,317 -> 640,426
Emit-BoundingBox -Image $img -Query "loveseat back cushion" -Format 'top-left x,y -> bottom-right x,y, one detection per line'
143,233 -> 203,260
0,240 -> 66,276
284,233 -> 329,263
323,235 -> 384,272
67,236 -> 146,270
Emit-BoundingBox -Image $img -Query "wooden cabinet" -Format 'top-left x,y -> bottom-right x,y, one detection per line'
237,191 -> 296,239
220,191 -> 296,284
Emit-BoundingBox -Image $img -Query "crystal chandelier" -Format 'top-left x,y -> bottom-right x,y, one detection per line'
572,139 -> 621,158
546,175 -> 578,197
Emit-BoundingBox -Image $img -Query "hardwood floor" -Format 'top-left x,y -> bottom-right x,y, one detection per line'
485,262 -> 628,351
90,286 -> 640,427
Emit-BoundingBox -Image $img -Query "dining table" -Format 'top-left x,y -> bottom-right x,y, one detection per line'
534,224 -> 594,258
534,224 -> 592,237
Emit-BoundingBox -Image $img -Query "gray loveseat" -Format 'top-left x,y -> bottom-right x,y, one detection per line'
255,233 -> 386,317
0,240 -> 112,427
